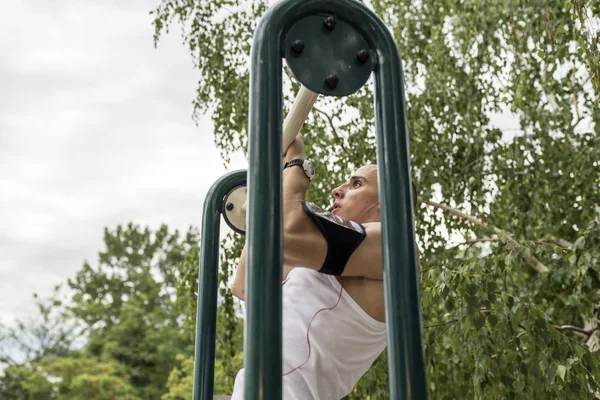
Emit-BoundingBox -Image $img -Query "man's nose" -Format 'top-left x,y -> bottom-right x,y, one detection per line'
332,187 -> 343,199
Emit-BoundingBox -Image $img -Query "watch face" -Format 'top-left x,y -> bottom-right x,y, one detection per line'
304,160 -> 315,176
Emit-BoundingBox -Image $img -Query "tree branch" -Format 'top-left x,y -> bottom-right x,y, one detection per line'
422,199 -> 550,273
510,332 -> 527,343
424,319 -> 459,329
312,106 -> 350,156
555,324 -> 600,339
571,115 -> 586,130
538,237 -> 573,249
0,352 -> 19,367
571,73 -> 581,123
451,237 -> 498,248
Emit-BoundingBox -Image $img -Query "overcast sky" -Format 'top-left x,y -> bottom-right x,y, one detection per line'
1,0 -> 559,329
0,0 -> 247,325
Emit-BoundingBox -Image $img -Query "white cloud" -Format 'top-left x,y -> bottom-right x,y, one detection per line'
0,0 -> 248,325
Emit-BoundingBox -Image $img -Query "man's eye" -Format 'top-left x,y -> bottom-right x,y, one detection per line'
352,181 -> 362,188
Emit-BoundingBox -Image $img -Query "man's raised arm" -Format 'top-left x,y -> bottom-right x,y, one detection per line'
231,134 -> 313,301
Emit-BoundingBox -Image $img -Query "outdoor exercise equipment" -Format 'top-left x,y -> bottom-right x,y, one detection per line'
222,86 -> 318,235
194,0 -> 426,398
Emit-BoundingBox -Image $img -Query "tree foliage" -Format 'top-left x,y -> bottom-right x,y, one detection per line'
0,288 -> 83,399
0,287 -> 80,368
153,0 -> 600,398
165,232 -> 244,398
67,223 -> 199,399
1,356 -> 140,400
1,224 -> 203,400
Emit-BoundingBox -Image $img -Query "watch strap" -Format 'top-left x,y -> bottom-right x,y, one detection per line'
283,159 -> 305,170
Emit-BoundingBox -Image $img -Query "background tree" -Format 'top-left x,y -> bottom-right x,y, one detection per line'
0,223 -> 204,400
0,287 -> 82,399
0,287 -> 79,368
66,223 -> 200,400
1,356 -> 140,400
152,0 -> 600,398
163,232 -> 244,398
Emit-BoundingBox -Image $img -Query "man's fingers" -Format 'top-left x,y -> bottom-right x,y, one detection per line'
283,133 -> 306,163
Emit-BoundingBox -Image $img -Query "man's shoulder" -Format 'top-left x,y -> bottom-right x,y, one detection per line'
362,222 -> 381,229
361,222 -> 381,237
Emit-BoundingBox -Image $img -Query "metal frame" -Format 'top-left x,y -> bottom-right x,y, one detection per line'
246,0 -> 425,398
193,170 -> 246,400
193,0 -> 427,398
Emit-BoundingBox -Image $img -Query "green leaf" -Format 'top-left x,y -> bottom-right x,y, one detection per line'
590,376 -> 598,391
557,365 -> 567,382
546,364 -> 558,383
473,314 -> 486,330
513,379 -> 525,391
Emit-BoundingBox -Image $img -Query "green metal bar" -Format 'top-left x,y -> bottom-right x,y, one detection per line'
248,0 -> 426,398
245,14 -> 284,398
372,36 -> 427,400
192,170 -> 247,400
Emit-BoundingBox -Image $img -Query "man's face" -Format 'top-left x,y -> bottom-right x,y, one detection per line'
331,164 -> 380,223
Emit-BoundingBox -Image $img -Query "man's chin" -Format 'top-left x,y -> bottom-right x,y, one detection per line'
333,210 -> 350,220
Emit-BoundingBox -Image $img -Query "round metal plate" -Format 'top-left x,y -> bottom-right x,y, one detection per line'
284,14 -> 374,97
222,186 -> 246,235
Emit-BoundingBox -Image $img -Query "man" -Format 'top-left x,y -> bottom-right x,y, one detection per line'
231,134 -> 417,399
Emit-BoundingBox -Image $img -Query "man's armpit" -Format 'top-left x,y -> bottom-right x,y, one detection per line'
343,223 -> 383,280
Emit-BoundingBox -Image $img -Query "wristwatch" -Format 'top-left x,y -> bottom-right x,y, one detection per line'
283,159 -> 315,181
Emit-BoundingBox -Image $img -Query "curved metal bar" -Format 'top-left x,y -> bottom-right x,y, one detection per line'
247,0 -> 426,399
245,11 -> 284,397
192,170 -> 247,400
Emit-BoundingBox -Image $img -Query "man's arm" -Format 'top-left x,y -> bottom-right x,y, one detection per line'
283,207 -> 422,279
282,203 -> 384,280
231,134 -> 309,301
231,246 -> 247,300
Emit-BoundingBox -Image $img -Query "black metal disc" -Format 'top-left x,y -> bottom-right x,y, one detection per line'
284,14 -> 374,97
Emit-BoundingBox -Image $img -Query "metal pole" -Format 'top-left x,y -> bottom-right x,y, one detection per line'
193,170 -> 246,400
373,41 -> 427,400
245,12 -> 284,399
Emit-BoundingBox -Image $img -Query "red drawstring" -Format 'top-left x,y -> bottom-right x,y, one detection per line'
282,282 -> 344,376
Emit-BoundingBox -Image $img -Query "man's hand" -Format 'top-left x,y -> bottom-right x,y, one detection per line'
282,132 -> 310,200
283,133 -> 307,163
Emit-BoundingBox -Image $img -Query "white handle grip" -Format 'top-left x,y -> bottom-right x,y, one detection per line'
282,86 -> 319,154
239,86 -> 318,223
